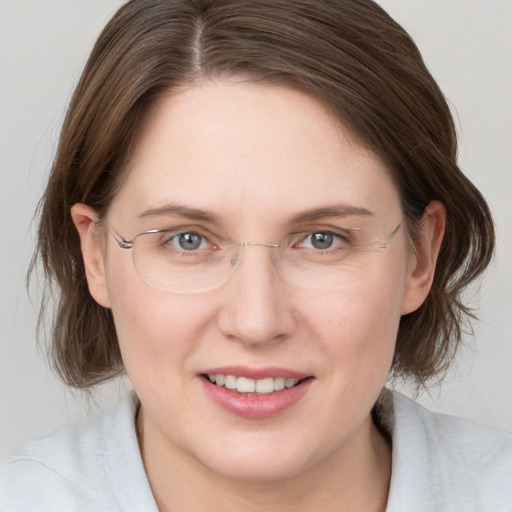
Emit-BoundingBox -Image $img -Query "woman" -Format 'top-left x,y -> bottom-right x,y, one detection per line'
1,0 -> 511,510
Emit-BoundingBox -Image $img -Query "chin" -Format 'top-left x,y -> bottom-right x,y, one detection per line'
194,434 -> 320,483
206,455 -> 308,483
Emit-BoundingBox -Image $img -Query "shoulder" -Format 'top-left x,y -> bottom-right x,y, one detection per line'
0,391 -> 157,512
0,406 -> 113,511
386,391 -> 512,511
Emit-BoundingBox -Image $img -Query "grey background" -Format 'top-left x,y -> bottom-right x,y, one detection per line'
1,0 -> 511,455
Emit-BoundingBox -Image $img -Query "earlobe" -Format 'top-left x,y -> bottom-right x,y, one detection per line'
401,200 -> 446,315
70,203 -> 111,308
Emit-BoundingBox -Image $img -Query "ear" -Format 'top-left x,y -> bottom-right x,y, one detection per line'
70,203 -> 111,308
401,200 -> 446,315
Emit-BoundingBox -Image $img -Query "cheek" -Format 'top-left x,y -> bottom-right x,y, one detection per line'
103,254 -> 212,385
304,258 -> 408,378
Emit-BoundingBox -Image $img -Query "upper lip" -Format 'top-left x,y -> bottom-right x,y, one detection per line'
199,365 -> 311,380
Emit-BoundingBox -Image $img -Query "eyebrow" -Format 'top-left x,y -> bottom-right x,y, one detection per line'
287,205 -> 374,224
138,204 -> 219,223
137,202 -> 373,225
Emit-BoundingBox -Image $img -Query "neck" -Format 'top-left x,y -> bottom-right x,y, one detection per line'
137,407 -> 391,512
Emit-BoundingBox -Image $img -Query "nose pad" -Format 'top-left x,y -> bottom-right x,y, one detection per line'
228,242 -> 281,277
217,244 -> 296,347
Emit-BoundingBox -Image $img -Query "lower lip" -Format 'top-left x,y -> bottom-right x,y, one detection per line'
200,377 -> 313,419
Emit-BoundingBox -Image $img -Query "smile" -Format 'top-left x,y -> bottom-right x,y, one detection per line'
207,374 -> 301,394
200,368 -> 313,419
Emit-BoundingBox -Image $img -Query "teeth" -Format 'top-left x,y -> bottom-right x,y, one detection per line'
285,378 -> 297,388
207,374 -> 300,394
237,377 -> 256,393
255,377 -> 274,394
274,377 -> 285,391
225,375 -> 237,390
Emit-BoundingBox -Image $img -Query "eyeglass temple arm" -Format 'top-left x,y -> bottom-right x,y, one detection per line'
107,224 -> 134,249
382,222 -> 402,248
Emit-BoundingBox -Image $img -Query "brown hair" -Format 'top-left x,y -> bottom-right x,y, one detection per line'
34,0 -> 495,388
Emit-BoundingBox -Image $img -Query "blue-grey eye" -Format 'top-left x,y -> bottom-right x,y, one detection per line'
177,233 -> 204,250
310,232 -> 334,250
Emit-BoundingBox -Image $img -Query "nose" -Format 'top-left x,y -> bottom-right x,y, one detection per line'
216,245 -> 297,347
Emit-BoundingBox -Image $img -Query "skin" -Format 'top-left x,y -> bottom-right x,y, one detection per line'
72,80 -> 445,511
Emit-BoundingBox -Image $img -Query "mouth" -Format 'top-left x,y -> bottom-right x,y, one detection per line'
202,374 -> 305,395
199,369 -> 314,419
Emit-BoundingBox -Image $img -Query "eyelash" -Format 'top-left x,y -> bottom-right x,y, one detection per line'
159,230 -> 213,250
294,231 -> 348,250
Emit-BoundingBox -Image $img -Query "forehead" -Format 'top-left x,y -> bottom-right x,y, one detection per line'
110,80 -> 400,228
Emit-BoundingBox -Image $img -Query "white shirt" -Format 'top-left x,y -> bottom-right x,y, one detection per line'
1,390 -> 511,511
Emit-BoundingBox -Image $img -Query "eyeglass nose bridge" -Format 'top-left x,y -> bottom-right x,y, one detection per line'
230,241 -> 281,266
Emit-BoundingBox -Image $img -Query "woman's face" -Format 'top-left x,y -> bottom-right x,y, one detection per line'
76,81 -> 434,481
